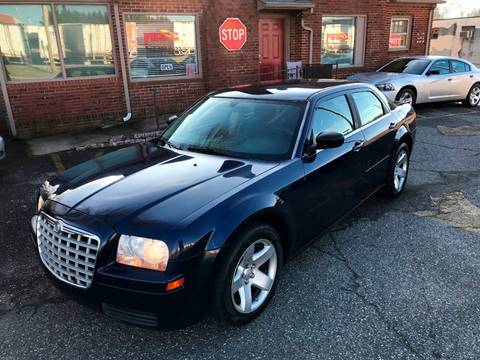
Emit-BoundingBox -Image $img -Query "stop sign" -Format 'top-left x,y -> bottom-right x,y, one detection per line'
219,18 -> 247,51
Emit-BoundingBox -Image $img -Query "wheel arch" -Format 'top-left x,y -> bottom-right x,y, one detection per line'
394,125 -> 413,151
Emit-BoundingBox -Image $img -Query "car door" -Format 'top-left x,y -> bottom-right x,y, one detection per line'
301,93 -> 367,240
450,60 -> 475,99
350,90 -> 397,193
426,59 -> 456,101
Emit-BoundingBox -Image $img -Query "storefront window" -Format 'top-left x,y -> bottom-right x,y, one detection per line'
389,17 -> 411,51
321,16 -> 366,67
125,14 -> 199,80
0,3 -> 114,81
0,4 -> 60,81
55,5 -> 114,77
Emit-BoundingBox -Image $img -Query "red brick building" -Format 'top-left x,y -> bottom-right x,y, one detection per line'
0,0 -> 441,138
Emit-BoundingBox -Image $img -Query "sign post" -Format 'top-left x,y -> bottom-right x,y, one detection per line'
219,18 -> 247,51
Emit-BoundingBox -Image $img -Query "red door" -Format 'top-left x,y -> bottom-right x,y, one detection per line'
259,19 -> 285,81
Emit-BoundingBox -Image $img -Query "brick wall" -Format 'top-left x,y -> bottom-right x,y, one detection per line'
2,0 -> 434,138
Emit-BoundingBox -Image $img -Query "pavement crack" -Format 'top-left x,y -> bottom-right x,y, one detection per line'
329,233 -> 424,359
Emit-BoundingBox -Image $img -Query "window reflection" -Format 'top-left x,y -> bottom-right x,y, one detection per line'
0,4 -> 60,81
321,16 -> 356,66
55,5 -> 114,77
125,14 -> 199,79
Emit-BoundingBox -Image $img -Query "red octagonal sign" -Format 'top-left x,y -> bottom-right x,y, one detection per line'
219,18 -> 247,51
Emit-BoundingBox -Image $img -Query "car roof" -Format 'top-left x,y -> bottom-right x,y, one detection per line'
396,55 -> 472,62
211,80 -> 362,101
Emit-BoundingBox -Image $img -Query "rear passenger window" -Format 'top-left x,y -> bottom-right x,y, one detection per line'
430,60 -> 451,75
451,60 -> 470,73
312,95 -> 354,137
352,91 -> 385,126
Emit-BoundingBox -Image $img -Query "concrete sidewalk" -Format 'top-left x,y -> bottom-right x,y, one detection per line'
26,116 -> 169,156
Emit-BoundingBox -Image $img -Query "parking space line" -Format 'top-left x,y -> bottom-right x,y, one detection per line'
417,110 -> 480,121
50,153 -> 65,173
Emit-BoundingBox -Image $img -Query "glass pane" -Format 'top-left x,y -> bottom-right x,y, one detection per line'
430,60 -> 450,75
321,16 -> 356,65
0,4 -> 60,81
352,92 -> 384,126
125,14 -> 199,79
55,5 -> 114,77
451,60 -> 467,73
313,96 -> 354,136
389,34 -> 408,48
392,19 -> 408,34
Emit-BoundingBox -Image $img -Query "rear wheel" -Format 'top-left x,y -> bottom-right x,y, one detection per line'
463,84 -> 480,107
396,88 -> 416,106
212,222 -> 283,325
385,143 -> 410,198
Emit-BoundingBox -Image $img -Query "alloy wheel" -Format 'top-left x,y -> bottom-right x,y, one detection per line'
398,91 -> 413,105
394,149 -> 408,192
231,239 -> 278,314
469,86 -> 480,106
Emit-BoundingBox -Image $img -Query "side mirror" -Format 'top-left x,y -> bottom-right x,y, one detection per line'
167,115 -> 178,125
427,70 -> 440,76
316,131 -> 345,149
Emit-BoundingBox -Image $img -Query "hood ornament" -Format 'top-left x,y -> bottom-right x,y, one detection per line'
42,180 -> 59,199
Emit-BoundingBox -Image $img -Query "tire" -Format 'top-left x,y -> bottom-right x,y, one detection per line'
396,88 -> 416,106
212,222 -> 283,325
385,143 -> 410,198
463,83 -> 480,107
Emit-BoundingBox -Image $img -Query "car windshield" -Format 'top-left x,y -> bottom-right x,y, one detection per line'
160,97 -> 305,161
379,59 -> 431,75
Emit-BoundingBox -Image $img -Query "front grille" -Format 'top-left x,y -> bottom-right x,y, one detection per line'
36,212 -> 100,289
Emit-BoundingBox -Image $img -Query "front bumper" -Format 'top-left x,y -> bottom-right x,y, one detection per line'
31,206 -> 218,328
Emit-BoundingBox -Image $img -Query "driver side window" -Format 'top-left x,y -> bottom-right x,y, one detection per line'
312,95 -> 354,138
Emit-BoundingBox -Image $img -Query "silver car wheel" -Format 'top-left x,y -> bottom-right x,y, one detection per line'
398,91 -> 413,105
469,86 -> 480,106
231,239 -> 277,314
394,149 -> 408,192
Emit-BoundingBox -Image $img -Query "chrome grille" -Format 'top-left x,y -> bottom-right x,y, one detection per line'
36,212 -> 100,289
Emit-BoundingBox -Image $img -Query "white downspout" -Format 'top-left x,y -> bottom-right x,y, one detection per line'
301,19 -> 313,65
113,3 -> 132,122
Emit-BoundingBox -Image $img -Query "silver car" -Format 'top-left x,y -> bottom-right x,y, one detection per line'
0,135 -> 5,160
348,56 -> 480,107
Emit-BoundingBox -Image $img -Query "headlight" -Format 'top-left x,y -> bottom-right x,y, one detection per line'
116,235 -> 169,271
37,196 -> 44,212
376,83 -> 396,91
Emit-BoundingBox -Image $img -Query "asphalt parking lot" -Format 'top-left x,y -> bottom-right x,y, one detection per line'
1,103 -> 479,360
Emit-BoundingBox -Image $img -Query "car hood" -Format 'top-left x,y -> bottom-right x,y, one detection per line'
348,72 -> 412,84
46,142 -> 277,230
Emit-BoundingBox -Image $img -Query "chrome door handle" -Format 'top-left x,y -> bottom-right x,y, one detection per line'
389,122 -> 396,129
448,78 -> 453,81
353,141 -> 364,152
470,75 -> 474,78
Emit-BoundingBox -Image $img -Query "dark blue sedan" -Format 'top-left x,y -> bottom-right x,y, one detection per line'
32,81 -> 416,328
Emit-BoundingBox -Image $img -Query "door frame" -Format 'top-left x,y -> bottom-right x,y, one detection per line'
258,14 -> 291,70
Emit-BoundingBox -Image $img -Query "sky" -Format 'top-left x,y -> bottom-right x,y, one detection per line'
436,0 -> 480,19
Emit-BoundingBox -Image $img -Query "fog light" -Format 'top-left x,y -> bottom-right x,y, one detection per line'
166,277 -> 184,292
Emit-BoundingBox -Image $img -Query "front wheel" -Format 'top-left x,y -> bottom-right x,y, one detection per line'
385,143 -> 410,198
396,88 -> 416,106
463,84 -> 480,107
212,222 -> 283,325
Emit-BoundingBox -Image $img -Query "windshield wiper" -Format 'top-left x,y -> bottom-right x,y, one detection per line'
158,138 -> 182,150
